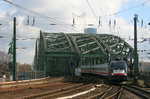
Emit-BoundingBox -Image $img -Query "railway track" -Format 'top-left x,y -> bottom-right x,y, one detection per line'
0,77 -> 64,88
0,83 -> 71,93
16,83 -> 93,99
123,84 -> 150,99
1,75 -> 150,99
89,85 -> 122,99
100,86 -> 122,99
86,86 -> 110,99
68,85 -> 122,99
0,82 -> 73,99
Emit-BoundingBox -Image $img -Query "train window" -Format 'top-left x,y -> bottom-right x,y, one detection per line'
82,58 -> 85,65
82,58 -> 89,65
90,58 -> 94,65
96,58 -> 100,64
111,62 -> 125,70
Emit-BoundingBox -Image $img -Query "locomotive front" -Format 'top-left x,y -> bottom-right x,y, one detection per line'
109,60 -> 128,81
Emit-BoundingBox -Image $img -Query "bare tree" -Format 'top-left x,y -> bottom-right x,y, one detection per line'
18,63 -> 32,72
0,51 -> 9,74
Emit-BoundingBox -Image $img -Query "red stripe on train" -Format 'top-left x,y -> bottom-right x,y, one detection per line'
81,70 -> 108,74
81,70 -> 90,73
90,71 -> 108,74
113,73 -> 125,75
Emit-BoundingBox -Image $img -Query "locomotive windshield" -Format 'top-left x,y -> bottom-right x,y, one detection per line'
110,62 -> 125,70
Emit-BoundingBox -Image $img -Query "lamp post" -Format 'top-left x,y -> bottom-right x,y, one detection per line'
134,14 -> 139,80
13,17 -> 16,81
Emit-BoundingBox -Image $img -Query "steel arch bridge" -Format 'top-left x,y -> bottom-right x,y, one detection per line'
33,31 -> 135,76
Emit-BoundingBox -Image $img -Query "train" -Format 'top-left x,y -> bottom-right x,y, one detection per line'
80,60 -> 128,81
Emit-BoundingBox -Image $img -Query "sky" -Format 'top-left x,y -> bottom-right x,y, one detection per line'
0,0 -> 150,64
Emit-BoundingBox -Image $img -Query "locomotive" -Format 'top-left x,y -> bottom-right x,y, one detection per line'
80,60 -> 128,81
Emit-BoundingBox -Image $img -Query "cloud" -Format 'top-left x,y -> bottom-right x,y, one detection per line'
0,0 -> 150,63
16,39 -> 35,64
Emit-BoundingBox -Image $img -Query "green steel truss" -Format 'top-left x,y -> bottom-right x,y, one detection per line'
33,31 -> 135,76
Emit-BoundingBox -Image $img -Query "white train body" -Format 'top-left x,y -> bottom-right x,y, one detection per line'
81,60 -> 128,81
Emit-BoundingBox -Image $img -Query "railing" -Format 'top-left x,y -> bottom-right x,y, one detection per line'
18,70 -> 45,80
139,71 -> 150,82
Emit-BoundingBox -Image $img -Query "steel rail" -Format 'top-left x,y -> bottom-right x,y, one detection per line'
104,87 -> 123,99
123,85 -> 150,99
36,83 -> 93,99
16,83 -> 83,99
0,83 -> 71,93
99,86 -> 113,99
117,87 -> 123,99
87,89 -> 108,99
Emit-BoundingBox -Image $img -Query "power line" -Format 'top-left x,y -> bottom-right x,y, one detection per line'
3,0 -> 83,33
86,0 -> 98,22
111,0 -> 150,16
143,16 -> 150,27
4,0 -> 150,33
24,15 -> 98,20
96,0 -> 150,17
86,0 -> 104,32
3,0 -> 71,26
0,18 -> 10,23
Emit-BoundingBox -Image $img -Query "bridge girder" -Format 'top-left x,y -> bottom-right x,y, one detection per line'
34,31 -> 135,75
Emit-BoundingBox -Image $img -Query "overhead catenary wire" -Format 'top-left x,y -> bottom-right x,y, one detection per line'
86,0 -> 98,22
86,0 -> 104,32
18,23 -> 60,36
3,0 -> 150,34
143,16 -> 150,27
94,0 -> 150,34
95,0 -> 150,17
3,0 -> 83,33
17,17 -> 68,37
0,32 -> 13,37
3,0 -> 71,26
0,18 -> 10,23
110,0 -> 150,16
0,21 -> 9,24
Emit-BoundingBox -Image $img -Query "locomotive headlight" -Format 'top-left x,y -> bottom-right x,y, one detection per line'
111,73 -> 114,75
122,70 -> 125,73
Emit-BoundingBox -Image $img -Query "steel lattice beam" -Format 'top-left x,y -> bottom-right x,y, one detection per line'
33,31 -> 135,76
